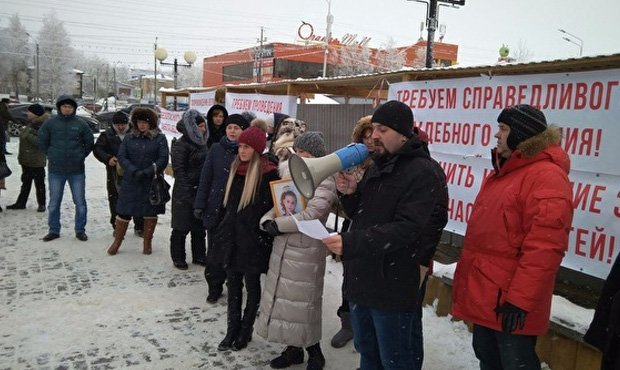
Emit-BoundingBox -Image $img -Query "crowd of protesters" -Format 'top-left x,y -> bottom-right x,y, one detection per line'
4,95 -> 616,370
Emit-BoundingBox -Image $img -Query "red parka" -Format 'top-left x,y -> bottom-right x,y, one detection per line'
451,126 -> 574,335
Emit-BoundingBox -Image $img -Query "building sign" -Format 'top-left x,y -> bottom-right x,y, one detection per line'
225,92 -> 297,119
388,68 -> 620,279
296,21 -> 371,47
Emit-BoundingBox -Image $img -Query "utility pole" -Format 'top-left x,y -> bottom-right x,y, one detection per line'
154,37 -> 158,105
257,27 -> 265,83
35,43 -> 40,101
322,0 -> 333,78
425,0 -> 438,68
410,0 -> 464,68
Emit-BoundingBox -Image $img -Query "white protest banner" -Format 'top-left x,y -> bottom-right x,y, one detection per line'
158,108 -> 184,138
189,91 -> 217,114
225,92 -> 297,119
389,68 -> 620,279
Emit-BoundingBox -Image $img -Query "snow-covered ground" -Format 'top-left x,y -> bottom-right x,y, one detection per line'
0,137 -> 592,369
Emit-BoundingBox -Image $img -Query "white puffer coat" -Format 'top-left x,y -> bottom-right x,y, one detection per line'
255,161 -> 337,347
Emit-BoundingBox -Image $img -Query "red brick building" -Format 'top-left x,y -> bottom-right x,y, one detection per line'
202,40 -> 458,87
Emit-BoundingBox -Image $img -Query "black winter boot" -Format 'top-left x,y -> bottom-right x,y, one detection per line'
218,275 -> 243,351
306,343 -> 325,370
330,311 -> 354,348
270,346 -> 304,369
170,229 -> 188,270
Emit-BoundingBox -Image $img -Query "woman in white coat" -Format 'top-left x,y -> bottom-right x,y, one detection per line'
256,132 -> 338,370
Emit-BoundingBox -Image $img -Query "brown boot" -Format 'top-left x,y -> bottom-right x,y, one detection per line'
142,217 -> 157,255
107,217 -> 130,255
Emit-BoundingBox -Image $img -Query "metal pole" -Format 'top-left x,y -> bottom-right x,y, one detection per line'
35,43 -> 40,101
154,37 -> 158,106
258,27 -> 264,83
425,0 -> 438,68
173,58 -> 178,110
322,0 -> 333,78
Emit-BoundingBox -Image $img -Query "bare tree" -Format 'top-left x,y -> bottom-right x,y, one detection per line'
375,37 -> 407,73
38,11 -> 76,102
332,44 -> 374,77
512,40 -> 534,63
0,15 -> 31,99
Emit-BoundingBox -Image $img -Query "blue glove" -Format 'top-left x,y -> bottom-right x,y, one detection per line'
495,302 -> 527,334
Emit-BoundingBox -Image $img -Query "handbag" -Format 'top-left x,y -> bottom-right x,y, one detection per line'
149,164 -> 171,206
0,161 -> 11,179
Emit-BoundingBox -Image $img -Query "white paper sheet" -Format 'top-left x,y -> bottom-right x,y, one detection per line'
292,217 -> 338,240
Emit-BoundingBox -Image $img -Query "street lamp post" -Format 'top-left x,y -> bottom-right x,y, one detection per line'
155,48 -> 196,110
322,0 -> 333,78
558,28 -> 583,56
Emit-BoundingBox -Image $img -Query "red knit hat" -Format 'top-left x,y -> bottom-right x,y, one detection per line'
238,126 -> 266,154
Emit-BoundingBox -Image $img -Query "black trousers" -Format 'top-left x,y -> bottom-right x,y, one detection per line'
107,170 -> 143,231
226,270 -> 261,328
472,324 -> 540,370
204,228 -> 226,294
14,165 -> 46,207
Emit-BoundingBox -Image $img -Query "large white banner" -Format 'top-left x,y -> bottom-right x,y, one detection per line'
158,108 -> 184,138
389,69 -> 620,279
189,91 -> 217,114
225,92 -> 297,119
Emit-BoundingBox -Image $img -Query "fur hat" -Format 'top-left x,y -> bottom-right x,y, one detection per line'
112,111 -> 129,124
27,103 -> 46,117
181,109 -> 208,146
238,126 -> 266,154
224,114 -> 250,130
371,100 -> 413,138
294,131 -> 327,158
497,104 -> 547,150
351,115 -> 373,143
131,107 -> 159,129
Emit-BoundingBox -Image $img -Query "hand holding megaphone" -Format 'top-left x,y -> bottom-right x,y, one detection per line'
289,143 -> 368,199
335,171 -> 357,195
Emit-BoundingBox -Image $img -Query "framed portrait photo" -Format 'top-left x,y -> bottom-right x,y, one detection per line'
270,178 -> 307,217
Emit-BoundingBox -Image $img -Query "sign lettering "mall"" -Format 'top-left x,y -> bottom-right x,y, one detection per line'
296,21 -> 371,47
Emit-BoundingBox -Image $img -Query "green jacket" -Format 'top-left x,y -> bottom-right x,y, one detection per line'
18,113 -> 48,168
38,96 -> 94,175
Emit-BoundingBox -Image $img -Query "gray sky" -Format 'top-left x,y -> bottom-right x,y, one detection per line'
2,0 -> 619,70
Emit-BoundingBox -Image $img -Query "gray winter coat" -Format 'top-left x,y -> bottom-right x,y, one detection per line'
255,162 -> 338,347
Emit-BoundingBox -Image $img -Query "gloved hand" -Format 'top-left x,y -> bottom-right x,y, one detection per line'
193,209 -> 203,220
262,220 -> 281,237
133,170 -> 147,181
495,302 -> 527,334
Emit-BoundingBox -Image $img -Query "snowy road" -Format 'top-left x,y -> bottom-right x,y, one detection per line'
0,139 -> 480,369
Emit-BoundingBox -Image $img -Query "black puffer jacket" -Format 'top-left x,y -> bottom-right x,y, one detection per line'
340,136 -> 448,312
170,121 -> 208,231
93,126 -> 125,181
212,167 -> 279,274
584,254 -> 620,370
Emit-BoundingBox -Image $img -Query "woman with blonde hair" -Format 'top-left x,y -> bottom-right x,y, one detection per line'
212,126 -> 279,352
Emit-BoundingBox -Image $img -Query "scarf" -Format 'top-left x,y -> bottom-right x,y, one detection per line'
236,156 -> 277,176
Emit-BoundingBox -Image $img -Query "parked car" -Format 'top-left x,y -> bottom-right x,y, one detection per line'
8,103 -> 101,136
94,104 -> 160,130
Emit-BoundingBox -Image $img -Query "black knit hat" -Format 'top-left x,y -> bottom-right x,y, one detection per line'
371,100 -> 413,138
112,111 -> 129,124
224,114 -> 250,131
497,104 -> 547,150
294,131 -> 327,158
27,103 -> 45,116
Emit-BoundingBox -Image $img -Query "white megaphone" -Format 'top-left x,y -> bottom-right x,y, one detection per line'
289,143 -> 369,199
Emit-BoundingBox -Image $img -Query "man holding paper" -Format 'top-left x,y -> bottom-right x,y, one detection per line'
323,100 -> 448,370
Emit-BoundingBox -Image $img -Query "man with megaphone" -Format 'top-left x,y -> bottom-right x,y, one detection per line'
322,100 -> 449,370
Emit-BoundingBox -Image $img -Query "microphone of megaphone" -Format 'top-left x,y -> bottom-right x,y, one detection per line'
289,143 -> 368,199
